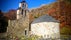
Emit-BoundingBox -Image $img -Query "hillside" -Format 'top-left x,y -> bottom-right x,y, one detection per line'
30,1 -> 71,29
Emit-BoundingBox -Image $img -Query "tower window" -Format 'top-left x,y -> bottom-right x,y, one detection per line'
21,9 -> 23,15
23,4 -> 24,6
22,4 -> 24,7
22,3 -> 26,9
29,23 -> 31,31
25,30 -> 27,35
25,10 -> 26,16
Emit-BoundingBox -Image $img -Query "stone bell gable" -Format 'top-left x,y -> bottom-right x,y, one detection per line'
16,0 -> 28,19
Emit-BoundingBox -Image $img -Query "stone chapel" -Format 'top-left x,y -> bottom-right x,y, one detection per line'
7,0 -> 60,39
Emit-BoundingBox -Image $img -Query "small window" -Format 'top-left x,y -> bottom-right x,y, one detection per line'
29,23 -> 31,31
21,9 -> 23,15
25,30 -> 27,35
25,10 -> 26,16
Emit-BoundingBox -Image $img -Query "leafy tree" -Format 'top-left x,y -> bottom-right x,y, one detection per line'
0,10 -> 8,33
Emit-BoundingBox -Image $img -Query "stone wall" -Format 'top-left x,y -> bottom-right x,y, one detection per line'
7,16 -> 29,37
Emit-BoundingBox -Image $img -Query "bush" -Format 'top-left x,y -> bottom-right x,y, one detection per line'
19,35 -> 39,40
60,27 -> 71,35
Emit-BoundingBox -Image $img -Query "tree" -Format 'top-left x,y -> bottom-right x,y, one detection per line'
0,10 -> 8,33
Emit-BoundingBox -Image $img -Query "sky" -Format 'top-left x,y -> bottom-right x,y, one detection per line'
0,0 -> 56,12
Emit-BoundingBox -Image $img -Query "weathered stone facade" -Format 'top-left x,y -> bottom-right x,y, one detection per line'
7,16 -> 29,37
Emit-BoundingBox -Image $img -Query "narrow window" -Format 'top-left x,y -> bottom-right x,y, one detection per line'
29,24 -> 31,31
25,10 -> 26,16
21,9 -> 23,15
25,30 -> 27,35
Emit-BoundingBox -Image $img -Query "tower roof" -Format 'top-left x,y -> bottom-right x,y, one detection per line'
20,0 -> 26,3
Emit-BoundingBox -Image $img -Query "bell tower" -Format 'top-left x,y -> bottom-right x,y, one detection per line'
17,0 -> 28,19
